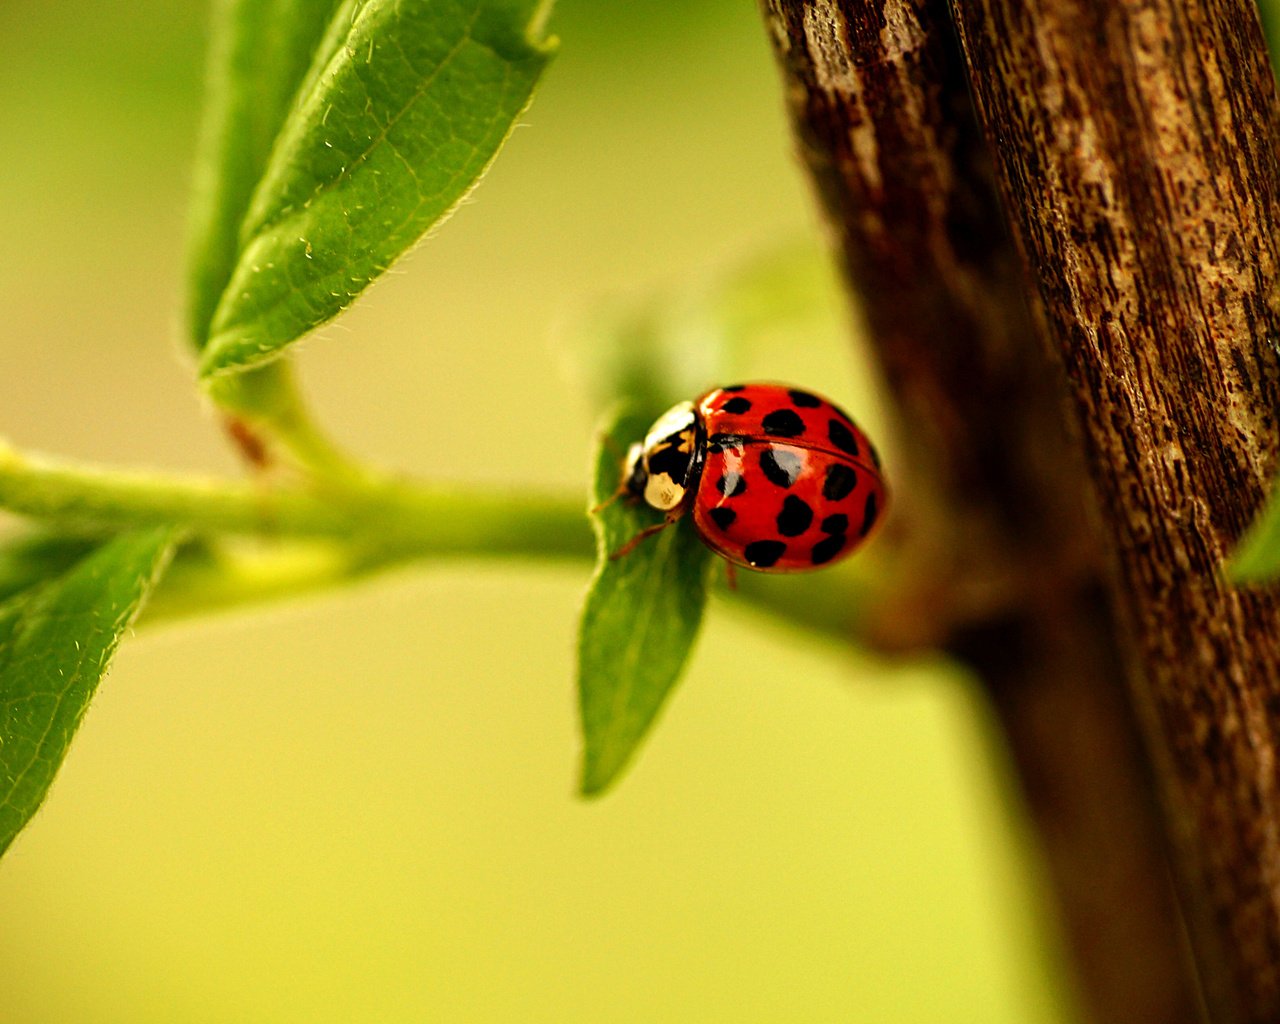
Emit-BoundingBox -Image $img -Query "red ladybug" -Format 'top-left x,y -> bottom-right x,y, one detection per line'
618,383 -> 887,571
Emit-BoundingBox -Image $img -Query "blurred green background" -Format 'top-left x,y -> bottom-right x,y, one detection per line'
0,1 -> 1076,1020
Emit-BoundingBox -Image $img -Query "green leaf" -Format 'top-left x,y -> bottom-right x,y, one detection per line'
1260,0 -> 1280,82
0,532 -> 102,605
577,409 -> 713,797
566,242 -> 845,420
186,0 -> 345,352
185,0 -> 346,447
0,528 -> 177,856
1231,482 -> 1280,583
199,0 -> 557,379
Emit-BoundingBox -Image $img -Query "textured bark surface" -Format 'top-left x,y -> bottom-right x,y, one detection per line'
759,1 -> 1199,1021
949,2 -> 1280,1020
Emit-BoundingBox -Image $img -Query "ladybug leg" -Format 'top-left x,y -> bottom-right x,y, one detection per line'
723,560 -> 738,591
608,515 -> 678,560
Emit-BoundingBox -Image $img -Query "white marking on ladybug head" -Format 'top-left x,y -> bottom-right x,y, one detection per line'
644,474 -> 684,510
638,401 -> 699,512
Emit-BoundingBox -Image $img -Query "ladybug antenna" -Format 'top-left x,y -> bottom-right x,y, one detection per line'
608,518 -> 676,560
589,486 -> 626,516
598,432 -> 625,460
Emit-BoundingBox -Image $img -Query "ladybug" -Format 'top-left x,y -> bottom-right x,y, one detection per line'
616,383 -> 887,571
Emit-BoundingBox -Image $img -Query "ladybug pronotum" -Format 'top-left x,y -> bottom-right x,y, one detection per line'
619,383 -> 887,571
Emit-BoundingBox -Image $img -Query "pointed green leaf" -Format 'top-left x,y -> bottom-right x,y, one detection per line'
1231,481 -> 1280,583
577,410 -> 713,797
186,0 -> 345,351
199,0 -> 556,379
185,0 -> 345,430
0,528 -> 177,856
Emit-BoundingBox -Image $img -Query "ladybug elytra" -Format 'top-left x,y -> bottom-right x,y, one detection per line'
618,383 -> 887,571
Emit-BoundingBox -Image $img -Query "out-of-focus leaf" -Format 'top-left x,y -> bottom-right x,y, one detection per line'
1260,0 -> 1280,81
0,528 -> 177,856
186,0 -> 345,352
200,0 -> 556,378
1231,482 -> 1280,583
0,532 -> 102,605
563,241 -> 848,420
565,298 -> 723,421
140,536 -> 385,625
576,409 -> 712,797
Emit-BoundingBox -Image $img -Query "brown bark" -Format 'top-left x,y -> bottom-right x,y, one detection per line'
759,1 -> 1200,1021
947,2 -> 1280,1020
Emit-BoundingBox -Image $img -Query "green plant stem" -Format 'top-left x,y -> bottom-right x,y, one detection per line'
0,440 -> 878,642
0,440 -> 589,561
206,361 -> 373,483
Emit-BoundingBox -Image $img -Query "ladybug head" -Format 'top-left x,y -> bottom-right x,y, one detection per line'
625,401 -> 702,513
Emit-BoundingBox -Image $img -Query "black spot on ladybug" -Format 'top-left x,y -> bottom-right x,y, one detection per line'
823,463 -> 857,501
744,540 -> 786,568
720,384 -> 746,392
716,472 -> 746,497
788,389 -> 821,408
811,533 -> 846,565
708,433 -> 746,454
821,513 -> 848,535
860,492 -> 879,536
776,495 -> 814,537
762,409 -> 805,437
759,448 -> 802,488
708,506 -> 736,531
828,419 -> 860,456
721,396 -> 752,414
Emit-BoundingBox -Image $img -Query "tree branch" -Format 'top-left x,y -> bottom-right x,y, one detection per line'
758,1 -> 1199,1020
947,2 -> 1280,1019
